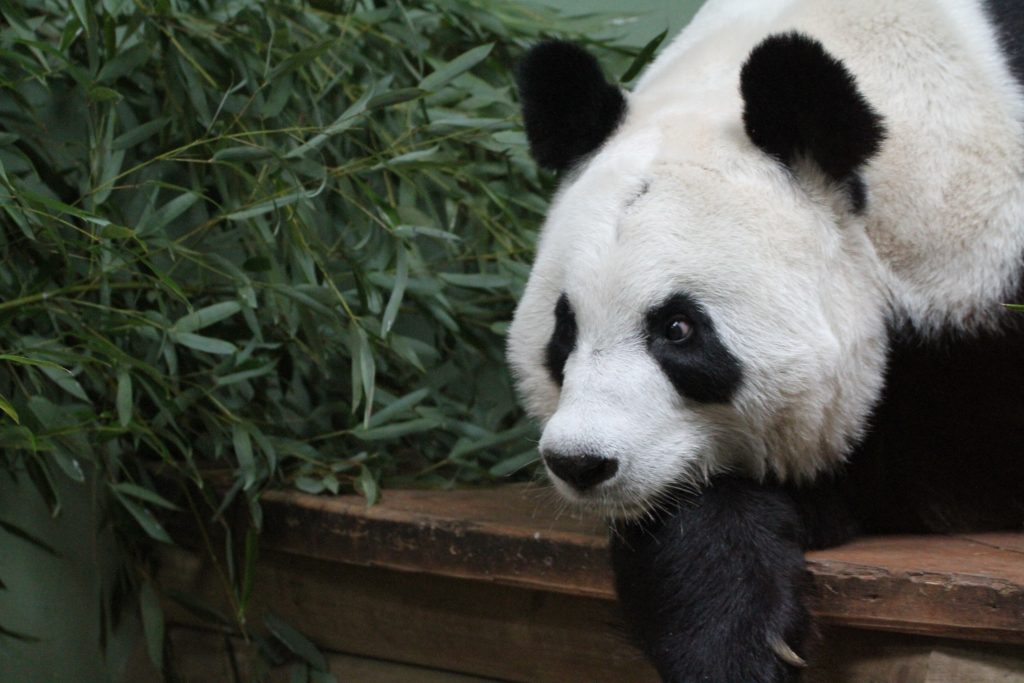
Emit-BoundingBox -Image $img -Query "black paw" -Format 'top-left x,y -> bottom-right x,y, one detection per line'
610,476 -> 810,683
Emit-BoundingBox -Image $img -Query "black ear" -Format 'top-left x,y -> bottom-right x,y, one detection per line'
517,41 -> 627,171
740,32 -> 885,183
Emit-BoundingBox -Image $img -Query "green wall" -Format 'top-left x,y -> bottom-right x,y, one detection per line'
0,474 -> 141,683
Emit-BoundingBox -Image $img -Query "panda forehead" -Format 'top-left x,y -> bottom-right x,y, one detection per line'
548,107 -> 784,228
557,220 -> 721,334
563,254 -> 710,333
540,115 -> 839,324
551,183 -> 829,334
553,162 -> 778,270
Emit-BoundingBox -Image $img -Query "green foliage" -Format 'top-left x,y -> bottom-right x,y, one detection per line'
0,0 -> 647,673
0,0 -> 555,520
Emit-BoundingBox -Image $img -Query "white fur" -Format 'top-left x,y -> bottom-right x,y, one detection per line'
507,0 -> 1024,513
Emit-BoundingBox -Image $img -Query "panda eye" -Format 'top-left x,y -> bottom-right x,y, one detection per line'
665,315 -> 693,343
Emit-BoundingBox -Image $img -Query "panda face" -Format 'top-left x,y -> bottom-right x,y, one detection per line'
511,34 -> 897,515
507,123 -> 890,515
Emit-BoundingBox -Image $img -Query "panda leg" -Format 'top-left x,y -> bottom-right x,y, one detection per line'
609,476 -> 810,683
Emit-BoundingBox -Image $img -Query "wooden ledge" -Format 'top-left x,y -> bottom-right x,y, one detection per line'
258,484 -> 1024,645
260,485 -> 611,598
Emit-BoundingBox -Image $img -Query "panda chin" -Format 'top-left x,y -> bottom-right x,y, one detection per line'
548,473 -> 701,521
563,491 -> 699,522
553,490 -> 653,521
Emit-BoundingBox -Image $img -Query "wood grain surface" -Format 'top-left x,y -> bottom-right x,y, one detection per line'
159,485 -> 1024,682
256,484 -> 1024,644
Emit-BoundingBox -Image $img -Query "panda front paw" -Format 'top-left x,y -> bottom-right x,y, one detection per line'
610,476 -> 810,683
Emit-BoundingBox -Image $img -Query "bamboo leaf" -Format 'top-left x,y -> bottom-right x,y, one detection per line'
233,423 -> 256,490
98,43 -> 152,83
0,355 -> 70,373
439,272 -> 512,289
393,224 -> 459,242
111,118 -> 170,150
212,146 -> 273,162
621,30 -> 668,82
0,395 -> 19,424
116,368 -> 132,427
366,388 -> 430,429
224,182 -> 324,221
354,465 -> 379,506
0,3 -> 617,663
355,327 -> 375,428
139,581 -> 165,671
171,301 -> 242,334
265,614 -> 328,672
0,623 -> 41,643
0,518 -> 60,556
170,332 -> 237,355
166,591 -> 230,628
283,84 -> 378,159
294,476 -> 325,494
419,43 -> 494,91
100,224 -> 135,239
69,0 -> 90,36
136,192 -> 199,238
214,361 -> 276,387
351,417 -> 439,442
384,145 -> 442,167
39,366 -> 89,402
111,482 -> 181,511
115,494 -> 172,544
240,528 -> 258,614
489,449 -> 540,478
380,247 -> 408,337
52,447 -> 85,483
25,455 -> 60,516
267,40 -> 334,81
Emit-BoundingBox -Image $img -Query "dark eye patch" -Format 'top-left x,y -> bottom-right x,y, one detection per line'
645,293 -> 743,403
545,294 -> 577,386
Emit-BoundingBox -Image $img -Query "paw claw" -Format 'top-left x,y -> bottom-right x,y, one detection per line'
770,636 -> 807,668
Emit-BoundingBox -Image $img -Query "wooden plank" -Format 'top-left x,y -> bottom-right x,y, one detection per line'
805,535 -> 1024,643
924,647 -> 1024,682
160,547 -> 659,683
161,549 -> 1024,683
803,627 -> 1024,683
957,533 -> 1024,555
805,534 -> 1024,581
257,485 -> 1024,644
258,485 -> 613,598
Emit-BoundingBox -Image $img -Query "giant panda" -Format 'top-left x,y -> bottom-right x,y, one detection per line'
507,1 -> 1024,681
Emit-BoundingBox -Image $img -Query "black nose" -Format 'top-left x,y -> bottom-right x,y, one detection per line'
543,451 -> 619,491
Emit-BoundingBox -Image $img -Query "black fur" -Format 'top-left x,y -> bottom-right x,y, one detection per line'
777,315 -> 1024,551
645,293 -> 743,404
617,303 -> 1024,682
611,477 -> 810,683
740,33 -> 886,184
845,174 -> 867,214
610,319 -> 1024,683
544,293 -> 577,386
985,0 -> 1024,85
827,320 -> 1024,538
517,41 -> 627,171
522,29 -> 1024,683
783,473 -> 861,550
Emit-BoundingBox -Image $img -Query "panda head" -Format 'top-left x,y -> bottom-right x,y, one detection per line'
508,33 -> 892,516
